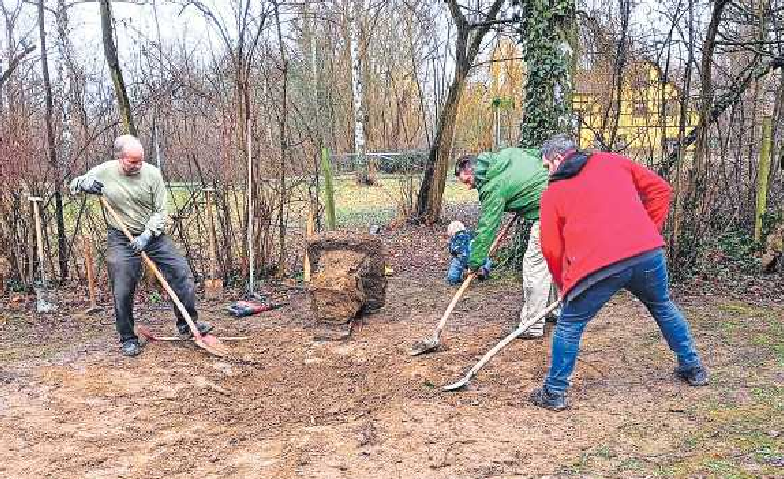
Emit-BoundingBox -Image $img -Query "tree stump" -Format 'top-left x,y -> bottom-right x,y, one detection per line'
307,232 -> 386,330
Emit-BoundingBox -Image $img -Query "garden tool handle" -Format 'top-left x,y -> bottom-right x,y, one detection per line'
435,214 -> 518,338
487,214 -> 519,258
100,196 -> 202,340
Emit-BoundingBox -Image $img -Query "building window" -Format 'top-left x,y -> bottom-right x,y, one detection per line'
614,134 -> 629,151
665,99 -> 679,117
633,101 -> 648,116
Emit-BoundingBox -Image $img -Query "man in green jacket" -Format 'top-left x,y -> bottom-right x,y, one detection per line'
455,147 -> 554,338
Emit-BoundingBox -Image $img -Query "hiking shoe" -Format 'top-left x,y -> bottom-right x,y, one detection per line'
177,321 -> 214,339
121,339 -> 142,357
529,387 -> 567,411
675,365 -> 709,386
517,327 -> 544,340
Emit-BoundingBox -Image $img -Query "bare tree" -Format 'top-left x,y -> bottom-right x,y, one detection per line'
99,0 -> 137,135
414,0 -> 505,224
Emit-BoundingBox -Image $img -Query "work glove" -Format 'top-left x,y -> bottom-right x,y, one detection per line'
478,258 -> 493,280
145,213 -> 167,236
129,229 -> 154,254
470,258 -> 493,281
69,176 -> 104,195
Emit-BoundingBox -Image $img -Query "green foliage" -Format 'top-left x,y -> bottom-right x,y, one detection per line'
687,211 -> 781,277
493,219 -> 531,275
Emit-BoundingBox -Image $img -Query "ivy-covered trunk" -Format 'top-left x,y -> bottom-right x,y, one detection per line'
518,0 -> 576,148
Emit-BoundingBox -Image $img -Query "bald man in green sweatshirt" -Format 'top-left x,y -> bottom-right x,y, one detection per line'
70,135 -> 212,356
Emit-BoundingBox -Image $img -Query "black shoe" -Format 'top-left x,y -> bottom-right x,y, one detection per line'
177,321 -> 214,339
529,387 -> 568,411
121,339 -> 142,357
675,365 -> 709,386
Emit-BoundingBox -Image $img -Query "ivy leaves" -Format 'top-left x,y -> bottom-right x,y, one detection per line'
518,0 -> 576,148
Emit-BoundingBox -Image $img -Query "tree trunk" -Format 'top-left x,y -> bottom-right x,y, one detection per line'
0,45 -> 34,91
519,0 -> 577,147
350,3 -> 369,184
693,0 -> 730,183
413,0 -> 505,223
754,116 -> 772,241
415,68 -> 469,222
668,0 -> 695,268
38,0 -> 68,281
98,0 -> 136,136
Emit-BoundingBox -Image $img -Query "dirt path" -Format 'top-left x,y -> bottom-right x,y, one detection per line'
1,226 -> 782,478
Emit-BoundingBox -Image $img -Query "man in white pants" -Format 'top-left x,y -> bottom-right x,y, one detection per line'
455,148 -> 556,337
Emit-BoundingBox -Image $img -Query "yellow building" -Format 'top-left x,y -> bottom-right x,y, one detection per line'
573,61 -> 699,156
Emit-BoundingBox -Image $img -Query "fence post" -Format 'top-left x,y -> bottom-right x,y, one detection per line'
321,147 -> 337,230
755,116 -> 772,242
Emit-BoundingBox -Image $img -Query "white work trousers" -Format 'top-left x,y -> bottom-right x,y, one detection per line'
519,221 -> 555,335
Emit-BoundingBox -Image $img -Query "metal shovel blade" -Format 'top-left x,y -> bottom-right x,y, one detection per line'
196,334 -> 230,357
409,337 -> 439,356
138,325 -> 230,356
136,325 -> 159,342
442,376 -> 471,391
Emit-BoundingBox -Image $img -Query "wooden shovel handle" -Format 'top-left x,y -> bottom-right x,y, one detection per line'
100,197 -> 202,340
487,214 -> 519,257
434,214 -> 519,338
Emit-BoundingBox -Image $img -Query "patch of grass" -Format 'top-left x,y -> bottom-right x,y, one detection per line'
665,388 -> 784,477
328,175 -> 477,226
617,457 -> 644,472
703,459 -> 745,478
751,386 -> 784,409
594,444 -> 615,460
716,302 -> 769,316
750,318 -> 784,364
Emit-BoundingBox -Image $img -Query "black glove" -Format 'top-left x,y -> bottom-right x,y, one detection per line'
473,258 -> 493,281
69,176 -> 104,195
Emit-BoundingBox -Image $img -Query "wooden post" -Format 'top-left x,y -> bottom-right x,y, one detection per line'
755,116 -> 773,242
29,197 -> 47,287
204,187 -> 224,299
320,147 -> 336,230
29,196 -> 55,312
83,235 -> 97,309
304,207 -> 315,282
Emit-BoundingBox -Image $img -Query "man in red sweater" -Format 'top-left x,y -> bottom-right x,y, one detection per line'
530,134 -> 708,411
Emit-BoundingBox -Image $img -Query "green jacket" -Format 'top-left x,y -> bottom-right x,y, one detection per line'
468,148 -> 548,269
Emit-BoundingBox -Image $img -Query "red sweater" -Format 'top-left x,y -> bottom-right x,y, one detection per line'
540,152 -> 672,296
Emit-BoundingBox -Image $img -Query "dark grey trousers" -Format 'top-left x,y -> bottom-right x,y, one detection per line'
106,228 -> 198,342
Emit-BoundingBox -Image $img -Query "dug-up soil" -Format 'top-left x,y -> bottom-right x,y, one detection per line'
1,223 -> 783,478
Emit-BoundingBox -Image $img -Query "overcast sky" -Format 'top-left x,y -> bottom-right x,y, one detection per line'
2,0 -> 700,86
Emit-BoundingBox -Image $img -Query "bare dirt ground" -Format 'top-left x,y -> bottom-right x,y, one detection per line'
1,224 -> 783,478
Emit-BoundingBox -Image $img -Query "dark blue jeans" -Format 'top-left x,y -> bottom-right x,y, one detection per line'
106,228 -> 198,342
544,250 -> 701,394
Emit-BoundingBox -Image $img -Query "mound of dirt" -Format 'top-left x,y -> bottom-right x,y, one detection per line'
307,232 -> 387,323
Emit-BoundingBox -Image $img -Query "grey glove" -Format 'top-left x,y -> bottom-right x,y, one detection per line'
69,176 -> 103,195
145,213 -> 167,236
129,229 -> 154,254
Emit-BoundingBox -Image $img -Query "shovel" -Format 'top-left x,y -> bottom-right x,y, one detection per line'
100,197 -> 229,357
442,299 -> 561,391
409,214 -> 519,356
136,325 -> 247,342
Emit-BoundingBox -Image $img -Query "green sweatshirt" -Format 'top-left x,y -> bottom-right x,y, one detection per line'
468,148 -> 548,269
79,160 -> 168,236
